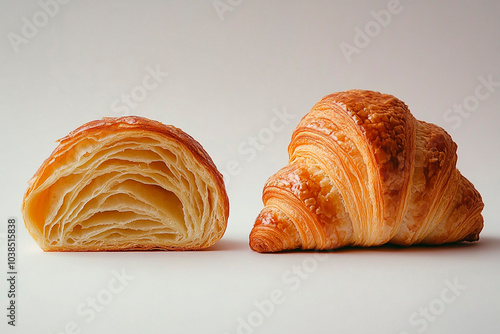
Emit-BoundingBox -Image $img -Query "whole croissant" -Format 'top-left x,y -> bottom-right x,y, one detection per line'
250,90 -> 484,253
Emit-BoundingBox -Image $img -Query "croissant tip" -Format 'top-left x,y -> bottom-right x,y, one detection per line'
463,231 -> 480,243
249,227 -> 288,253
249,236 -> 277,253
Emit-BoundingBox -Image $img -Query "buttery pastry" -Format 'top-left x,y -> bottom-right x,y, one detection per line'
22,116 -> 229,251
250,90 -> 484,252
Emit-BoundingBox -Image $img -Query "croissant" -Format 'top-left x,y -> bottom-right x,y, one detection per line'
22,116 -> 229,251
250,90 -> 484,253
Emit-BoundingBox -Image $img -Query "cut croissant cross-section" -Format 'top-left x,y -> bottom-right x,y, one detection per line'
22,116 -> 229,251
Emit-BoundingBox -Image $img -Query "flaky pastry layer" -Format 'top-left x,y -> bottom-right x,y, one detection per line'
22,116 -> 229,251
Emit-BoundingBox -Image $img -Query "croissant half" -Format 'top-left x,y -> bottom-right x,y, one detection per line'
250,90 -> 484,253
22,116 -> 229,251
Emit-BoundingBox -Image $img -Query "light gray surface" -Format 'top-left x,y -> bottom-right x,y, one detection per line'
1,1 -> 499,333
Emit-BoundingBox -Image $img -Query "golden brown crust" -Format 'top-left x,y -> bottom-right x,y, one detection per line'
250,90 -> 484,252
22,116 -> 229,251
24,117 -> 226,202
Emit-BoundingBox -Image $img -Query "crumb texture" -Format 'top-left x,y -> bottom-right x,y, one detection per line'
22,116 -> 229,251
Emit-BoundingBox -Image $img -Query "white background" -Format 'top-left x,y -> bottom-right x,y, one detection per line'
1,1 -> 499,333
